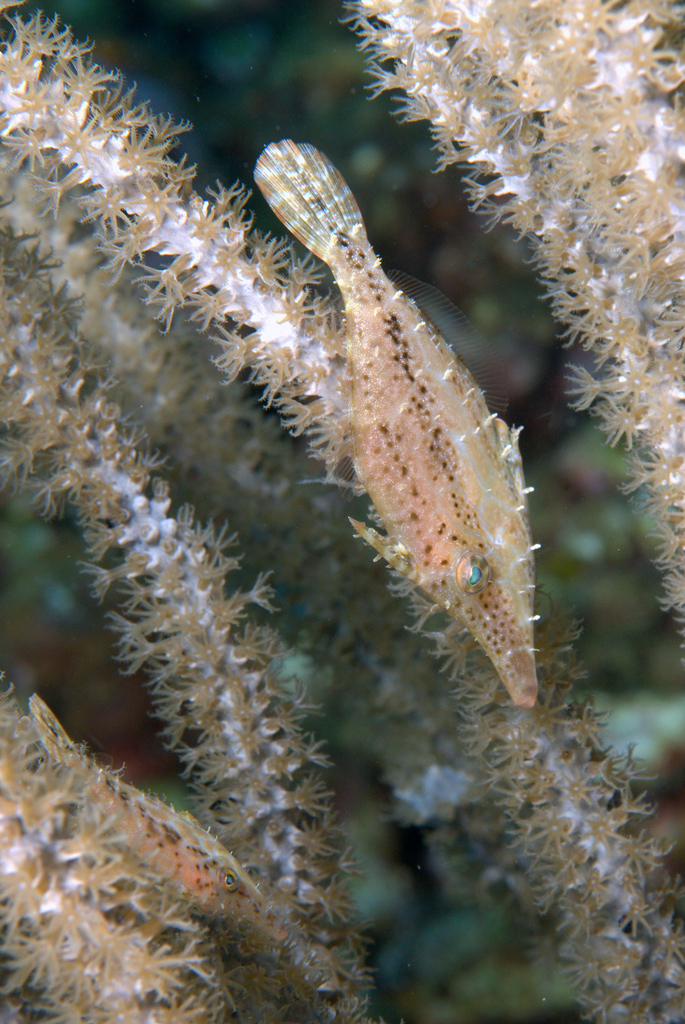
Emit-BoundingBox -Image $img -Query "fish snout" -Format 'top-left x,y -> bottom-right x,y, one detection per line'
231,876 -> 289,942
499,646 -> 537,707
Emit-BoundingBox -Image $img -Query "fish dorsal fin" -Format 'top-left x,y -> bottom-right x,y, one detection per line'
387,269 -> 508,414
28,694 -> 80,765
91,751 -> 115,770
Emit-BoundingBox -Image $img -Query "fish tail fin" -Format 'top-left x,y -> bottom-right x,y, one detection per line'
254,140 -> 364,263
29,694 -> 80,766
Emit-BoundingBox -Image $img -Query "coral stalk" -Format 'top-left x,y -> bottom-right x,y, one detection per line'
0,217 -> 368,1019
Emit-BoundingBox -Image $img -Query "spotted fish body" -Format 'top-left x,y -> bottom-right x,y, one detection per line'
255,141 -> 538,707
29,695 -> 283,932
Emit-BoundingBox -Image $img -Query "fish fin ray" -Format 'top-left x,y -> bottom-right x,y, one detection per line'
29,694 -> 79,765
349,517 -> 421,584
386,269 -> 508,414
255,140 -> 364,263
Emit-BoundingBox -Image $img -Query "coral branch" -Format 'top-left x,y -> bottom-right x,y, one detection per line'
0,5 -> 351,477
0,218 -> 368,1019
352,0 -> 685,633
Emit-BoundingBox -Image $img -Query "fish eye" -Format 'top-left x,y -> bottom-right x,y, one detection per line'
456,553 -> 490,595
221,870 -> 240,893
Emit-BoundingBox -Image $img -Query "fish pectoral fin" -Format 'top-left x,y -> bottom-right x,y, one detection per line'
348,518 -> 420,583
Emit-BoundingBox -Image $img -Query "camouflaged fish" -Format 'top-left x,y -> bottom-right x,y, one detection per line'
29,695 -> 284,932
254,140 -> 538,707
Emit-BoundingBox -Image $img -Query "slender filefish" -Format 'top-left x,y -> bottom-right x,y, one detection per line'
254,141 -> 539,707
29,694 -> 284,934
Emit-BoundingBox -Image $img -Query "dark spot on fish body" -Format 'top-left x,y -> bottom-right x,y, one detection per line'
383,312 -> 404,348
161,822 -> 178,843
335,232 -> 365,269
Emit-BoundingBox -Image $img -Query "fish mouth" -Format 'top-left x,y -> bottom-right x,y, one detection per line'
232,885 -> 288,941
498,647 -> 537,708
